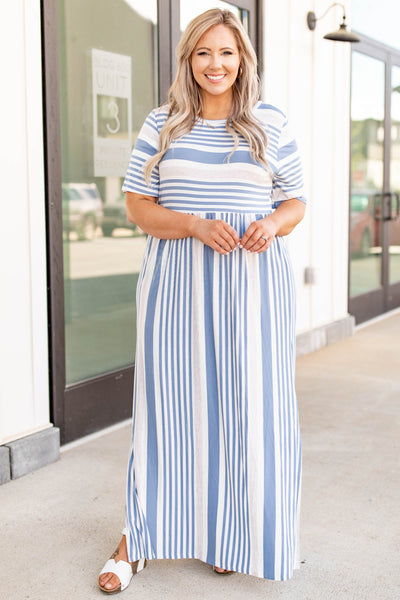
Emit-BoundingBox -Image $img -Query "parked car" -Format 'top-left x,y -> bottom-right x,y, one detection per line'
350,189 -> 400,257
62,182 -> 103,241
389,193 -> 400,247
350,190 -> 378,257
101,193 -> 139,237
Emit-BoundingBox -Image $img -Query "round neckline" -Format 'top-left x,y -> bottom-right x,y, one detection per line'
199,102 -> 262,125
200,117 -> 228,128
202,116 -> 227,122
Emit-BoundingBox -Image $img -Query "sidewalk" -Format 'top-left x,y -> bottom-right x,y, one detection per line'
1,313 -> 399,600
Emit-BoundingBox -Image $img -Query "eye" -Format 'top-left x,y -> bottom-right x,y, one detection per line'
197,51 -> 209,56
222,51 -> 233,55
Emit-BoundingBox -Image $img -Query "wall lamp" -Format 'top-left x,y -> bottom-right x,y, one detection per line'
307,2 -> 360,42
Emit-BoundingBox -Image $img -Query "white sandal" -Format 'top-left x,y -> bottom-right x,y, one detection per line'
99,529 -> 147,594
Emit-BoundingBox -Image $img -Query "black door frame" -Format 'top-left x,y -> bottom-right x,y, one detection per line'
349,33 -> 400,324
41,0 -> 259,445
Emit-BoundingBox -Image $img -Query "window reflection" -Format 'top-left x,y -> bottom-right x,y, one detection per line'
59,0 -> 157,384
180,1 -> 244,32
389,65 -> 400,284
350,52 -> 384,297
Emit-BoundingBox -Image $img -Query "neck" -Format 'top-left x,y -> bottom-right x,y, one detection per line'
200,94 -> 232,120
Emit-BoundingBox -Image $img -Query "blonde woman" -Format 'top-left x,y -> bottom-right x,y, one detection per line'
99,8 -> 306,593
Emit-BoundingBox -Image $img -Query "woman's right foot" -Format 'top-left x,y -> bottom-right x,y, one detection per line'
99,535 -> 129,592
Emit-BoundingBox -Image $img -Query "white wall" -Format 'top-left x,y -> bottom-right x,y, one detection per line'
0,0 -> 50,444
262,0 -> 351,334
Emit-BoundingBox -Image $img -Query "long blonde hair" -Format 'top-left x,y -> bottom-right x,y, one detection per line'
144,8 -> 268,183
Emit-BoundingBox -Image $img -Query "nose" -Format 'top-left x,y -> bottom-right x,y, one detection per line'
209,52 -> 222,69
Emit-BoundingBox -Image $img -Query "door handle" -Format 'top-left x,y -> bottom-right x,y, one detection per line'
381,192 -> 399,221
392,192 -> 400,220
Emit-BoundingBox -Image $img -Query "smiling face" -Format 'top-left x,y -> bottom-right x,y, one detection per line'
191,24 -> 241,107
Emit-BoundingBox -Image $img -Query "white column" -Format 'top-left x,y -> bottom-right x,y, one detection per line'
0,0 -> 50,444
262,0 -> 352,334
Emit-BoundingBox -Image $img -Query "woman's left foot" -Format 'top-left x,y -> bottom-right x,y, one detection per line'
213,565 -> 234,575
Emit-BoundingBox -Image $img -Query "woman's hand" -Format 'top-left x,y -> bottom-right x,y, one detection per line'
240,216 -> 278,253
240,199 -> 306,253
191,218 -> 240,255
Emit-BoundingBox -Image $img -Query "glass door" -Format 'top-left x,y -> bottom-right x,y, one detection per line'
349,45 -> 400,323
44,0 -> 159,443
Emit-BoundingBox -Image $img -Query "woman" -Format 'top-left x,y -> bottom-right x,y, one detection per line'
99,8 -> 306,593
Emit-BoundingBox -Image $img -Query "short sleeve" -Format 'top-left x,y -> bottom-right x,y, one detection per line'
271,117 -> 306,209
122,109 -> 160,197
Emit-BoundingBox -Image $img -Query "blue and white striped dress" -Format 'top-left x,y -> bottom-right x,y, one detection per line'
122,101 -> 306,580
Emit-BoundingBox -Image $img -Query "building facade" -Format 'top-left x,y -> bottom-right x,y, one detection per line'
1,0 -> 399,483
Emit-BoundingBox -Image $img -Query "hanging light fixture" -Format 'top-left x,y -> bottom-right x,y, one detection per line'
307,2 -> 360,43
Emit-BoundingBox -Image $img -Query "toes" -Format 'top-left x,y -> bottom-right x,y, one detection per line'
99,573 -> 120,590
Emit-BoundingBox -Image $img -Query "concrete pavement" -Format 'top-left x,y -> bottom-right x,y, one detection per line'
1,312 -> 399,600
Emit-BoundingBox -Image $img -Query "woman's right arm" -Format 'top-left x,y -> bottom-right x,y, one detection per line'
126,191 -> 239,254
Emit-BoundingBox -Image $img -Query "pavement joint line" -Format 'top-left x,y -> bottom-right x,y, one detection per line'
355,306 -> 400,331
60,418 -> 132,453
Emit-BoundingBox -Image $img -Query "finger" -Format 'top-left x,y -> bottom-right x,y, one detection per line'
225,224 -> 240,245
240,223 -> 257,247
215,222 -> 239,248
212,221 -> 239,249
255,237 -> 274,253
218,230 -> 239,251
245,238 -> 265,252
208,237 -> 231,255
212,232 -> 234,252
242,230 -> 266,251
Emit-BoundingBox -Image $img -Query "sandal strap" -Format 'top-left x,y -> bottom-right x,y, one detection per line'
99,558 -> 133,591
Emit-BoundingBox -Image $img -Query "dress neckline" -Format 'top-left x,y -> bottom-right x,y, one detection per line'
199,117 -> 228,129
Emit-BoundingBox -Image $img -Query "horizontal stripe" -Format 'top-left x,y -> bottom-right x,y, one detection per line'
122,102 -> 306,211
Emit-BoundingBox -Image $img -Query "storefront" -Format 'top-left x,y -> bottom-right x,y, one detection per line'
1,0 -> 399,483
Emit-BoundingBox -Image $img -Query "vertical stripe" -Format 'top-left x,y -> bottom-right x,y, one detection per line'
246,249 -> 266,577
203,243 -> 220,566
144,241 -> 166,555
191,235 -> 209,560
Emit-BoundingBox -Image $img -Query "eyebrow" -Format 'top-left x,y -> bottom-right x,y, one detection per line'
195,46 -> 236,51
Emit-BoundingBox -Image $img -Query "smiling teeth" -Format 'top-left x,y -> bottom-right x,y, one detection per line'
206,75 -> 225,81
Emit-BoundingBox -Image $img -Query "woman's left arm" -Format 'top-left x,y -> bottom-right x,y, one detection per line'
240,198 -> 305,253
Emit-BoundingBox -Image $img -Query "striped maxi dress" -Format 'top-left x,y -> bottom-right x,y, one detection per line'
121,101 -> 306,581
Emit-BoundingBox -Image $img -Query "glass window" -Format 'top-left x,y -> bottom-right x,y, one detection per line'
58,0 -> 158,384
351,0 -> 400,50
349,52 -> 384,297
180,1 -> 246,33
389,65 -> 400,285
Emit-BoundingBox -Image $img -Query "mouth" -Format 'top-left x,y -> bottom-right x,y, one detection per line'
205,74 -> 226,82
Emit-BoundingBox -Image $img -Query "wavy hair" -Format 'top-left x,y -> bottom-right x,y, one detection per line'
144,8 -> 269,183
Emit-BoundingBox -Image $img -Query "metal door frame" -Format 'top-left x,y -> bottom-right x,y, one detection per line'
349,34 -> 400,324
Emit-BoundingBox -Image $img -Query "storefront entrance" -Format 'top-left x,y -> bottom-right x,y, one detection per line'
42,0 -> 258,444
349,39 -> 400,324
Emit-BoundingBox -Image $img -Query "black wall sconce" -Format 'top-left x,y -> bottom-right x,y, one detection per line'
307,2 -> 360,42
